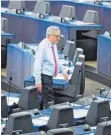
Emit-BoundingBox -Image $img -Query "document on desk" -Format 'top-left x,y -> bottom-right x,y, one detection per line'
1,7 -> 8,12
25,11 -> 40,18
6,97 -> 19,106
1,31 -> 4,34
25,11 -> 33,16
70,21 -> 95,25
47,16 -> 60,21
32,118 -> 48,126
53,73 -> 71,80
39,116 -> 50,121
74,109 -> 88,118
1,124 -> 5,133
53,73 -> 65,80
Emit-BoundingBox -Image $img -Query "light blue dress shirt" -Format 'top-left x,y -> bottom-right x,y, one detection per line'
33,38 -> 63,84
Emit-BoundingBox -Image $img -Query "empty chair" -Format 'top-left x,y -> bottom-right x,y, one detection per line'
47,128 -> 73,135
59,5 -> 75,19
1,17 -> 8,32
77,54 -> 85,64
76,10 -> 100,61
1,95 -> 8,118
63,40 -> 76,60
18,86 -> 40,110
8,0 -> 25,10
63,40 -> 71,57
33,2 -> 50,14
47,105 -> 74,130
73,48 -> 83,64
85,100 -> 111,126
68,41 -> 76,61
77,54 -> 85,95
54,62 -> 83,103
4,112 -> 33,134
82,10 -> 100,39
57,35 -> 65,51
94,120 -> 111,135
83,10 -> 99,24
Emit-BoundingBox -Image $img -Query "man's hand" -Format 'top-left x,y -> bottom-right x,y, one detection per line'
63,70 -> 69,82
35,83 -> 42,93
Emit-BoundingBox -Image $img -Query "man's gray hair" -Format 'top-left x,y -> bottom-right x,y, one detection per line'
46,26 -> 60,37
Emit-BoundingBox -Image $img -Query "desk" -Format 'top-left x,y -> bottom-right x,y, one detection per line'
1,8 -> 102,43
48,0 -> 111,32
1,31 -> 14,38
97,35 -> 111,79
2,92 -> 95,134
7,44 -> 74,89
1,31 -> 14,46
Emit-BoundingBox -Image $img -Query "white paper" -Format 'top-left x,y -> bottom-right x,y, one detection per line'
74,109 -> 88,118
38,116 -> 49,121
70,20 -> 94,25
32,118 -> 47,126
1,7 -> 8,12
1,124 -> 6,133
7,97 -> 19,106
25,11 -> 34,16
53,73 -> 64,80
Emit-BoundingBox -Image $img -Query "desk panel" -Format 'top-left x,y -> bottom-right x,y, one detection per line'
1,10 -> 102,43
1,0 -> 111,33
97,35 -> 111,79
49,0 -> 111,32
7,44 -> 73,89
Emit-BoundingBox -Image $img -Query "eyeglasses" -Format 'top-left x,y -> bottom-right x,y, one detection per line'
52,35 -> 61,38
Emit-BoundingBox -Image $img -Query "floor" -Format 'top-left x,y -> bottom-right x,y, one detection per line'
85,61 -> 97,68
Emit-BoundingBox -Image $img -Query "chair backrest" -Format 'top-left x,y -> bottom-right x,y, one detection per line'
59,5 -> 75,19
18,86 -> 40,110
83,10 -> 100,24
47,105 -> 74,130
1,95 -> 8,118
68,41 -> 76,61
33,2 -> 50,14
47,128 -> 73,135
63,40 -> 76,60
77,54 -> 85,95
8,0 -> 25,9
4,112 -> 33,134
73,48 -> 83,64
94,121 -> 111,135
1,17 -> 8,32
85,100 -> 111,126
63,40 -> 71,57
70,62 -> 82,96
57,35 -> 65,51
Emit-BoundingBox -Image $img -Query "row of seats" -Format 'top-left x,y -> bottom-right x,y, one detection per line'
2,2 -> 100,61
1,88 -> 111,134
4,0 -> 100,26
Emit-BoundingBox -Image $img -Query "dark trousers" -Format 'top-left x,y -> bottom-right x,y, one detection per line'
41,74 -> 54,109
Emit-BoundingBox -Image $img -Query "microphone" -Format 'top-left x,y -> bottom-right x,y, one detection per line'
8,77 -> 12,105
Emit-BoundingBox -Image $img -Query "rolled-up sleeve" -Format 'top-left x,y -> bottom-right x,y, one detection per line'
33,46 -> 44,84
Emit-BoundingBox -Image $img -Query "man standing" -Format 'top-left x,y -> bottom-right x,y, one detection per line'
34,26 -> 69,108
